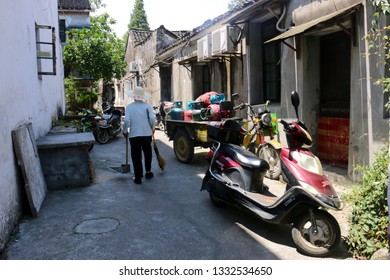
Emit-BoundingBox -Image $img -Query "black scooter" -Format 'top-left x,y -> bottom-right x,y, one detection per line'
201,92 -> 343,257
95,108 -> 123,144
82,105 -> 123,144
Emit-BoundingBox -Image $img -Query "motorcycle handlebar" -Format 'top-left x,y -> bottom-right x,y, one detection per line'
279,119 -> 288,126
233,102 -> 256,116
233,103 -> 246,111
279,119 -> 296,131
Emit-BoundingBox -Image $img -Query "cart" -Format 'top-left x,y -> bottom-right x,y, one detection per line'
165,100 -> 238,163
165,119 -> 212,163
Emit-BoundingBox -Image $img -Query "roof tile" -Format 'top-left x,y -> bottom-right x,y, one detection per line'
58,0 -> 91,10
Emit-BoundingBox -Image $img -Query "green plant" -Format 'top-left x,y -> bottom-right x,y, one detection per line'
345,146 -> 389,259
63,13 -> 127,81
52,117 -> 84,133
365,3 -> 390,110
64,77 -> 98,112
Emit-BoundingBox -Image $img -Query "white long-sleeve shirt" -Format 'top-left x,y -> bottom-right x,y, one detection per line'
123,100 -> 155,138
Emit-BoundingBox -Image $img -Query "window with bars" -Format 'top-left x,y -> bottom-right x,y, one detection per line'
59,19 -> 66,43
35,23 -> 56,76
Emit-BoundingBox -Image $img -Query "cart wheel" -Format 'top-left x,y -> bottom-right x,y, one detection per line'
173,130 -> 194,163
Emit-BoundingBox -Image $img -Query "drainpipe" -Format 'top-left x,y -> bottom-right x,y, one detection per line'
363,1 -> 373,164
247,23 -> 252,105
294,37 -> 298,93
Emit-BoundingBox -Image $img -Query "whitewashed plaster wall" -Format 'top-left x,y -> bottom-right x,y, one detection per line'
0,0 -> 65,251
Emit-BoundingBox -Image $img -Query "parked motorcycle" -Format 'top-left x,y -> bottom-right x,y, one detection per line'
102,103 -> 115,115
233,94 -> 282,180
154,105 -> 165,131
80,108 -> 97,151
201,91 -> 343,257
159,100 -> 175,134
95,108 -> 123,144
81,106 -> 123,144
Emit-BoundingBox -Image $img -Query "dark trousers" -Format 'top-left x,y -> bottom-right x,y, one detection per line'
129,136 -> 152,179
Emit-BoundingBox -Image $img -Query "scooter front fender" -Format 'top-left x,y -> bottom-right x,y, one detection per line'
266,139 -> 282,150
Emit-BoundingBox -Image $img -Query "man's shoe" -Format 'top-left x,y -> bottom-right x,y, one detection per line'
145,172 -> 154,179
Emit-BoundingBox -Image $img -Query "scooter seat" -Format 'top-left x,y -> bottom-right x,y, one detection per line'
221,143 -> 269,171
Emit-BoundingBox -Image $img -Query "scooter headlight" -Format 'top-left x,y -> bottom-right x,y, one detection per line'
261,113 -> 272,126
291,151 -> 323,175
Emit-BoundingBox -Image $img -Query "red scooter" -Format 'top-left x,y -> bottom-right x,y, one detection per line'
201,91 -> 343,257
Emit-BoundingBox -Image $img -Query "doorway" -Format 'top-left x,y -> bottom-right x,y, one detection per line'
160,65 -> 172,101
318,31 -> 351,167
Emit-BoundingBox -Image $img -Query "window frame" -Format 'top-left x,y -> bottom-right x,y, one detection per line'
35,23 -> 57,76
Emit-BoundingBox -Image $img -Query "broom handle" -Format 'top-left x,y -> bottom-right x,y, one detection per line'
146,108 -> 157,148
146,108 -> 154,136
125,137 -> 129,165
147,108 -> 159,154
147,108 -> 165,171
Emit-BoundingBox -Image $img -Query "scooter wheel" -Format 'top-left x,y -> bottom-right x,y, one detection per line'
96,129 -> 109,144
292,210 -> 341,257
257,144 -> 281,180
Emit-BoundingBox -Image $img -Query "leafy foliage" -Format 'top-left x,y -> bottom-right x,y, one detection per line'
63,13 -> 127,81
366,0 -> 390,110
345,146 -> 389,259
89,0 -> 105,12
228,0 -> 246,10
128,0 -> 150,30
64,76 -> 98,113
371,0 -> 390,14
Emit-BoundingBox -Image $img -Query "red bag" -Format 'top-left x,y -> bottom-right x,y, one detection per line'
196,91 -> 218,107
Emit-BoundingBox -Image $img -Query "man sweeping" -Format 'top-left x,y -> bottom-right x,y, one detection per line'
123,86 -> 155,185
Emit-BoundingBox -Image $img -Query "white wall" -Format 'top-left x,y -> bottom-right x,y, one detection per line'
0,0 -> 65,251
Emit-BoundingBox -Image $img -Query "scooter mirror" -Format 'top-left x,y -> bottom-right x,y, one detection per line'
291,91 -> 300,120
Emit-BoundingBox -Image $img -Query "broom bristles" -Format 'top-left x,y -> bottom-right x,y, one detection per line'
157,154 -> 166,171
152,136 -> 165,171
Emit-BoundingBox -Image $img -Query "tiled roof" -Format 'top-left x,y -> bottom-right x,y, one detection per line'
171,30 -> 190,38
58,0 -> 91,10
128,26 -> 189,48
129,29 -> 153,46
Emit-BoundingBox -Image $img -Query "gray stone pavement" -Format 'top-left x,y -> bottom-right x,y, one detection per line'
2,130 -> 353,260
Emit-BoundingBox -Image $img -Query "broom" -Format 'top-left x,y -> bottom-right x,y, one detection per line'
152,133 -> 165,171
147,109 -> 166,171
